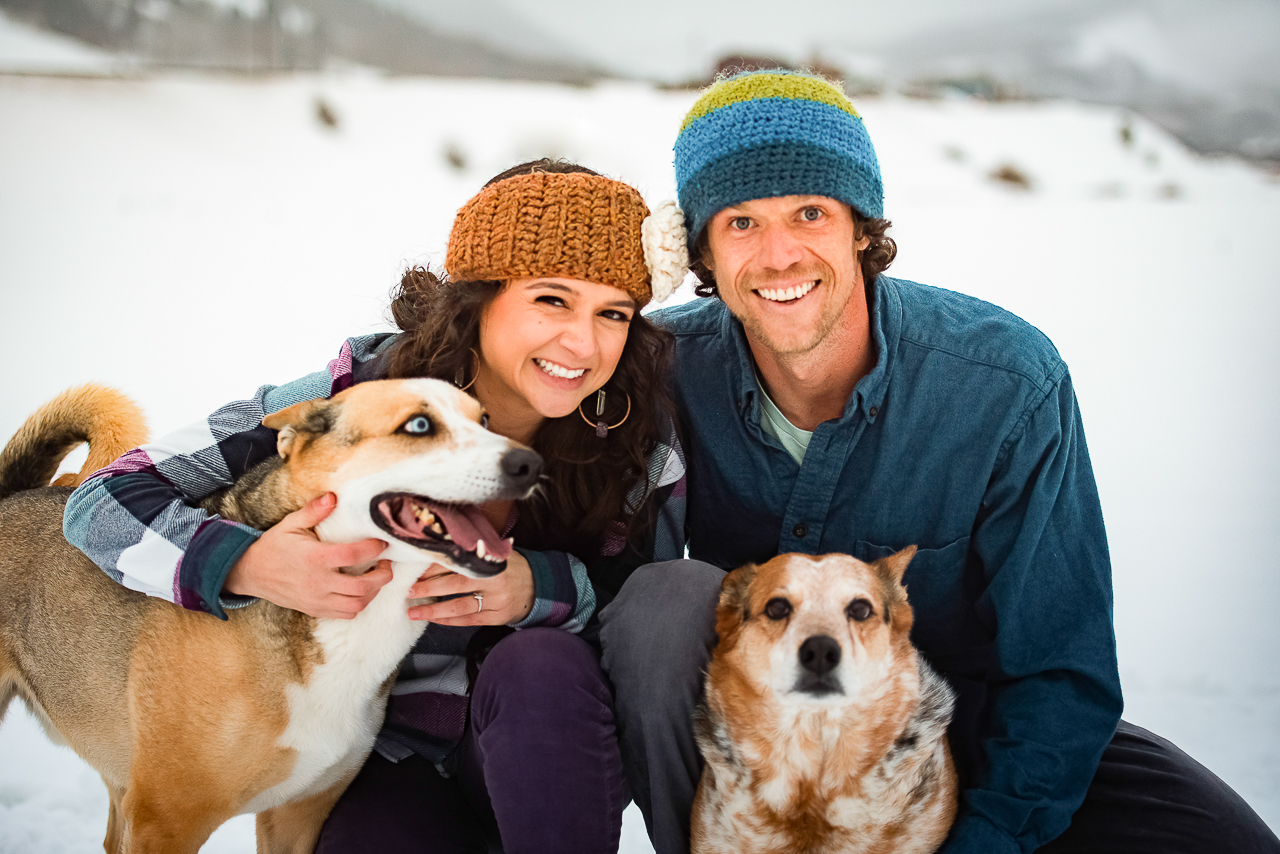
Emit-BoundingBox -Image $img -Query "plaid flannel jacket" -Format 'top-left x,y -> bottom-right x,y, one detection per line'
64,333 -> 686,766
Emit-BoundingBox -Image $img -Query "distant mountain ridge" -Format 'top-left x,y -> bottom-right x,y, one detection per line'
0,0 -> 603,80
869,0 -> 1280,163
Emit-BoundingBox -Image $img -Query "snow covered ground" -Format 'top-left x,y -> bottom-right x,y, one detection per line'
1,55 -> 1278,854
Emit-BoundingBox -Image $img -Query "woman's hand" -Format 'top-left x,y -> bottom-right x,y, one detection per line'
224,492 -> 393,619
406,550 -> 535,626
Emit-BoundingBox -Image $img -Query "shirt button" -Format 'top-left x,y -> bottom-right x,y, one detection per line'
793,523 -> 808,538
869,405 -> 879,418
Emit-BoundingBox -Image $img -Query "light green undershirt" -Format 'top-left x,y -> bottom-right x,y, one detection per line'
756,375 -> 813,465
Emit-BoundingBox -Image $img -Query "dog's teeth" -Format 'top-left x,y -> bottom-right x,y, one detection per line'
476,540 -> 487,559
443,533 -> 452,541
431,522 -> 443,535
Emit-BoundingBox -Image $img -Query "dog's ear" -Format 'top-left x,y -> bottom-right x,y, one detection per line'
877,545 -> 917,587
873,546 -> 917,630
262,399 -> 329,459
716,563 -> 759,639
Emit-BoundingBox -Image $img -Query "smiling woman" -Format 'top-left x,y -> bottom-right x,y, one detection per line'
59,158 -> 691,854
475,277 -> 635,439
382,162 -> 683,550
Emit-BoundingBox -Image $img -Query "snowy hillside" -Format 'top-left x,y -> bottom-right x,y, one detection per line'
1,67 -> 1278,851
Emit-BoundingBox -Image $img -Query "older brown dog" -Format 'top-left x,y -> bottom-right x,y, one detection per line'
0,379 -> 540,854
692,549 -> 958,854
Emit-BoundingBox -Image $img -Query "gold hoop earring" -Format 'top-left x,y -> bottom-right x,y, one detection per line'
579,388 -> 630,438
455,349 -> 479,392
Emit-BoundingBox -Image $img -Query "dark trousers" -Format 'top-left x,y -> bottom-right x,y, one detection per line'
599,560 -> 1280,854
1040,721 -> 1280,854
315,627 -> 626,854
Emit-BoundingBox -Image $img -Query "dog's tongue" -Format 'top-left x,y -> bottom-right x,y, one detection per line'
378,495 -> 513,562
432,503 -> 513,562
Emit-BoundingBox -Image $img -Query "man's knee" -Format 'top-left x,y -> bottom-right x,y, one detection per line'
598,560 -> 724,691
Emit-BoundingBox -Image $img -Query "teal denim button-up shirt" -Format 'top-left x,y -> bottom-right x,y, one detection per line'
654,275 -> 1122,854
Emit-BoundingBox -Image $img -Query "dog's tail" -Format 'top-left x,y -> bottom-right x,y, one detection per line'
0,385 -> 148,503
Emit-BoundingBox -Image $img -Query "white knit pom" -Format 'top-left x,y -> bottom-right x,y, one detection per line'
641,200 -> 689,305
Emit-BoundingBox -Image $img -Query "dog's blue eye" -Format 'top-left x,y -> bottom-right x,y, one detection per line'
402,415 -> 432,435
847,599 -> 874,622
480,413 -> 490,429
764,598 -> 791,620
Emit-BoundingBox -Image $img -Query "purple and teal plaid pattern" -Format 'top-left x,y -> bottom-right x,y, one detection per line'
64,335 -> 396,618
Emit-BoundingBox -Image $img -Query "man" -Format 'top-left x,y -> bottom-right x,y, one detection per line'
598,70 -> 1279,854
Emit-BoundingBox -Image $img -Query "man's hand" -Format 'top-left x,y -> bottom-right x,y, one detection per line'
224,492 -> 392,619
407,550 -> 536,626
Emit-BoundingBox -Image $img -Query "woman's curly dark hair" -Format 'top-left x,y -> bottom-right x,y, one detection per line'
690,210 -> 897,302
381,160 -> 677,545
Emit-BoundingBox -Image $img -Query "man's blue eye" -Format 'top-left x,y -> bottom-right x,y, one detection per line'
403,416 -> 432,435
732,217 -> 751,230
802,207 -> 821,221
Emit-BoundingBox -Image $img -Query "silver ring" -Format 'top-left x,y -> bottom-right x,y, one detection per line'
473,592 -> 483,613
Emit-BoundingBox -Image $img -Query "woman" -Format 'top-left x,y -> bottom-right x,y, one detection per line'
63,159 -> 690,853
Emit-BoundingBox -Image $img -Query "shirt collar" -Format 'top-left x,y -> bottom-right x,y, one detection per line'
721,303 -> 762,418
855,275 -> 900,424
722,275 -> 902,426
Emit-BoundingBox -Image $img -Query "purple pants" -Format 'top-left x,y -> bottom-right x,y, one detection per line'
315,627 -> 626,854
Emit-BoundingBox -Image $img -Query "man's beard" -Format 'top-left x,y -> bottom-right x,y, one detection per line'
728,262 -> 849,357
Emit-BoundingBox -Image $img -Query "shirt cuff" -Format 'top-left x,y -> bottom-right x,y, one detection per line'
510,548 -> 594,632
179,518 -> 261,620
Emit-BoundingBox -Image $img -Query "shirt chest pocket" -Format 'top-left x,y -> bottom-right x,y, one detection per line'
852,536 -> 974,652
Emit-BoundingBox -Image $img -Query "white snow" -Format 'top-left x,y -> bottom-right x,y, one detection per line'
1,59 -> 1278,854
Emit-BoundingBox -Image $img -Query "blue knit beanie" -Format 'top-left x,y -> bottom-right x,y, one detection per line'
674,70 -> 883,251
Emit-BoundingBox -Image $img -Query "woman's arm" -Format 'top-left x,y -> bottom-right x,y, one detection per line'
63,335 -> 397,619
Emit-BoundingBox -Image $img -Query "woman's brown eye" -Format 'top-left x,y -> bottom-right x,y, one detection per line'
846,599 -> 874,622
764,598 -> 791,620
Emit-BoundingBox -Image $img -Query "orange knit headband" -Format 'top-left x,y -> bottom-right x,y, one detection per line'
446,171 -> 656,307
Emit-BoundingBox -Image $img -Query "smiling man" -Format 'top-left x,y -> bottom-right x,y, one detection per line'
598,70 -> 1280,854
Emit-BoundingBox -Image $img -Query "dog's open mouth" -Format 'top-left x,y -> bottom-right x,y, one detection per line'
371,492 -> 513,577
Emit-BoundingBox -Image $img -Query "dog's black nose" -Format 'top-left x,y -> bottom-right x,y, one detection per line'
501,448 -> 543,490
799,635 -> 841,676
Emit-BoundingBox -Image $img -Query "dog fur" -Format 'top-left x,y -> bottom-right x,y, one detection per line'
691,550 -> 958,854
0,379 -> 541,853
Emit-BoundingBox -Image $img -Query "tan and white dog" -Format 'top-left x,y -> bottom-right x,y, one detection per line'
691,550 -> 958,854
0,379 -> 541,853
